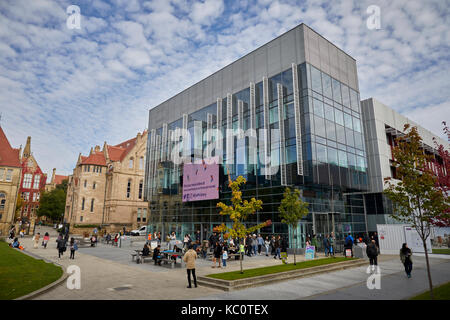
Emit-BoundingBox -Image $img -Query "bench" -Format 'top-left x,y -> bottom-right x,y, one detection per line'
140,255 -> 153,264
160,258 -> 176,268
228,253 -> 240,260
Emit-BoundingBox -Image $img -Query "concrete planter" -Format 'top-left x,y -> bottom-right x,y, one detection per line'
198,258 -> 367,291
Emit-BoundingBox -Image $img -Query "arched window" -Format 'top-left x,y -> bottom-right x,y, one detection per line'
93,182 -> 96,190
127,179 -> 132,198
90,199 -> 94,212
0,193 -> 6,211
81,197 -> 85,210
129,158 -> 134,169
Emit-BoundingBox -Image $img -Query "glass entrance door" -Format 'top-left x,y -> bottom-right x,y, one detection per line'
313,213 -> 335,251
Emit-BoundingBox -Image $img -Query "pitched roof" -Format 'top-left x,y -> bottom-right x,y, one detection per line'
80,151 -> 106,166
107,136 -> 138,162
0,126 -> 21,167
54,175 -> 68,185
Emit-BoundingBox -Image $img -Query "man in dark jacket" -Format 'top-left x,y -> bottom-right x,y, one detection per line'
209,232 -> 217,249
366,239 -> 379,269
153,245 -> 162,265
323,234 -> 330,256
344,234 -> 354,257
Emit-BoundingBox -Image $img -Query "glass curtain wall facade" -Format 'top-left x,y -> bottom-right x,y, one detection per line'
145,27 -> 368,250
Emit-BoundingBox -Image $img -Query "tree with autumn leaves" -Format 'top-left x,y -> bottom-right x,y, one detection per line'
384,124 -> 449,299
431,122 -> 450,227
216,175 -> 272,274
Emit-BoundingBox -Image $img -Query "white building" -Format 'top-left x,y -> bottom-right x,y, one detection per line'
360,97 -> 449,232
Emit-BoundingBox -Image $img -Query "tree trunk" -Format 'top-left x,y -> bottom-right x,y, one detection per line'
423,240 -> 434,299
240,238 -> 243,274
293,227 -> 296,265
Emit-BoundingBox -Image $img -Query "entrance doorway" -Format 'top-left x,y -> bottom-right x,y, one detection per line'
313,212 -> 335,251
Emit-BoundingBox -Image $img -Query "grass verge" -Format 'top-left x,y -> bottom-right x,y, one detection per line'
206,257 -> 355,281
0,241 -> 63,300
432,248 -> 450,255
410,281 -> 450,300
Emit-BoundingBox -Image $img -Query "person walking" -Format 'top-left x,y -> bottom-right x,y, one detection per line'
56,236 -> 66,258
251,234 -> 258,257
270,235 -> 276,255
274,236 -> 281,259
183,245 -> 198,288
329,232 -> 335,257
212,241 -> 222,268
366,239 -> 379,270
42,232 -> 49,249
400,243 -> 413,278
264,236 -> 270,256
69,237 -> 78,259
33,232 -> 41,249
257,234 -> 264,255
323,234 -> 330,257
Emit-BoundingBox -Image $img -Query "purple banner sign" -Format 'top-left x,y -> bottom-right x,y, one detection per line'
182,158 -> 219,202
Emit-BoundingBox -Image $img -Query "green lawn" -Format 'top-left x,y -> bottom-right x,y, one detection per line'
207,257 -> 354,281
410,281 -> 450,300
0,241 -> 63,300
432,248 -> 450,255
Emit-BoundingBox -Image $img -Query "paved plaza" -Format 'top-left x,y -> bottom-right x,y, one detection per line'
13,226 -> 450,300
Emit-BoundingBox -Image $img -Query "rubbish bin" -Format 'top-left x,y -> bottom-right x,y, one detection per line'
353,244 -> 367,259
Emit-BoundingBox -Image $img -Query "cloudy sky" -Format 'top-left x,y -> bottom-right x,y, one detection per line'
0,0 -> 449,180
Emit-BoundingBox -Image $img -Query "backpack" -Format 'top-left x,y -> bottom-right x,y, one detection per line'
73,243 -> 78,251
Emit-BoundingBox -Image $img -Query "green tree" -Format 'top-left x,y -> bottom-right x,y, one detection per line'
15,196 -> 24,220
36,188 -> 66,222
55,179 -> 68,193
216,176 -> 271,274
278,187 -> 309,265
384,124 -> 448,299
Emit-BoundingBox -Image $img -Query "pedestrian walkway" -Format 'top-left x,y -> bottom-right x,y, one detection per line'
196,255 -> 450,300
16,229 -> 450,300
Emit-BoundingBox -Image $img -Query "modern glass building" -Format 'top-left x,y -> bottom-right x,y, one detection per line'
144,24 -> 369,250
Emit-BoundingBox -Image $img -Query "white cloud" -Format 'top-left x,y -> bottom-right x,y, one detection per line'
189,0 -> 224,26
0,0 -> 448,180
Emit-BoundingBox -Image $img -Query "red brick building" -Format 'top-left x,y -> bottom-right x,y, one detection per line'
18,136 -> 47,223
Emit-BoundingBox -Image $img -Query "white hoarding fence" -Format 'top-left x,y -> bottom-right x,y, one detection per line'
377,224 -> 432,254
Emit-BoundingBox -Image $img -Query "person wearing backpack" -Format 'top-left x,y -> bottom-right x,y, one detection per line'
344,234 -> 354,257
69,237 -> 78,259
366,239 -> 378,269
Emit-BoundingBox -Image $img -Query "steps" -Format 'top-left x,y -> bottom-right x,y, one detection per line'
197,259 -> 368,291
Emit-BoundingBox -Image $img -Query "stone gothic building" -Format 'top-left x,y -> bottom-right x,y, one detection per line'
0,126 -> 22,236
64,131 -> 148,233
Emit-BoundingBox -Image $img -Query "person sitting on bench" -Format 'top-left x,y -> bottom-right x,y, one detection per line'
171,245 -> 182,263
153,245 -> 162,265
142,243 -> 150,257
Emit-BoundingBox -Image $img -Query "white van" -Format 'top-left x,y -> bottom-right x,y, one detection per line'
131,225 -> 147,236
